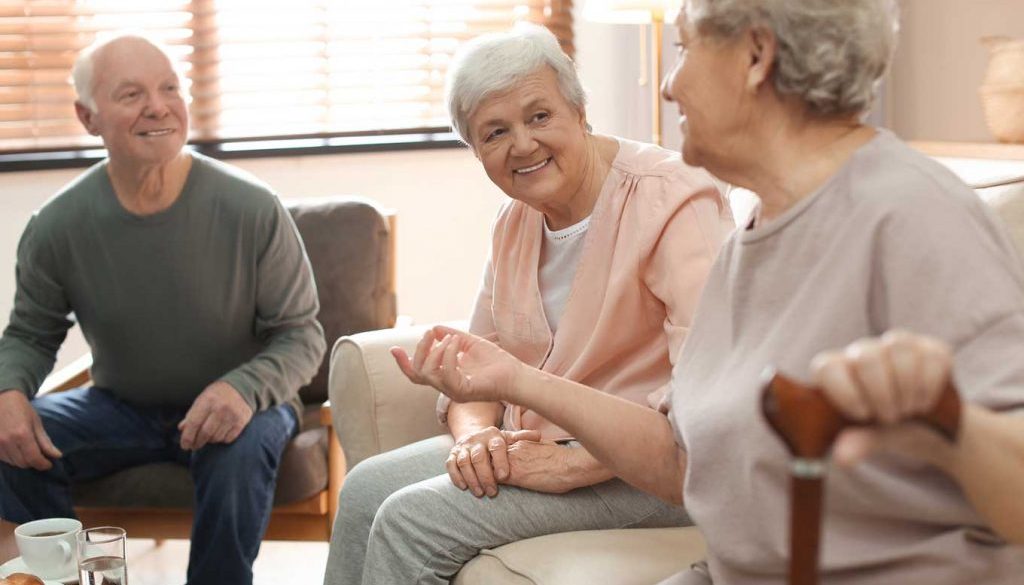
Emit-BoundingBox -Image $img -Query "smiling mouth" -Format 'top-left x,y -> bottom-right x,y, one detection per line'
137,129 -> 175,137
514,157 -> 551,175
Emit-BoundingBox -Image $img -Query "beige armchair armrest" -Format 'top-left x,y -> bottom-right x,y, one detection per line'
328,324 -> 455,471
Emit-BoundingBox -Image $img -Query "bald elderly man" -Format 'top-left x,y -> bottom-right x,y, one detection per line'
0,34 -> 325,584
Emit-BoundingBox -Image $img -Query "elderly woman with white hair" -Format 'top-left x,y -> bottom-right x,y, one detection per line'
323,24 -> 733,585
403,1 -> 1024,584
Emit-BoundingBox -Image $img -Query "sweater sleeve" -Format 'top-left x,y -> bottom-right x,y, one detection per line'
220,198 -> 327,412
644,188 -> 732,410
0,216 -> 74,398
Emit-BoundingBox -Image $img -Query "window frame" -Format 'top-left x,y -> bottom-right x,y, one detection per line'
0,127 -> 465,172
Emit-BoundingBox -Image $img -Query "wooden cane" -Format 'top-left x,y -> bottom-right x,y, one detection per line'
760,370 -> 962,585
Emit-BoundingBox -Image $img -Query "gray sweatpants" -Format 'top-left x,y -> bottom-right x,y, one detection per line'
323,434 -> 692,585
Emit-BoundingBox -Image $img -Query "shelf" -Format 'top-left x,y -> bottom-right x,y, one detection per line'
909,141 -> 1024,189
909,141 -> 1024,160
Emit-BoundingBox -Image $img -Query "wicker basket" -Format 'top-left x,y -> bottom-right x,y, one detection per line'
979,85 -> 1024,143
982,37 -> 1024,87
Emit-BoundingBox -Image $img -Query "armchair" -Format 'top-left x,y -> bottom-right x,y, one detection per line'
42,196 -> 397,542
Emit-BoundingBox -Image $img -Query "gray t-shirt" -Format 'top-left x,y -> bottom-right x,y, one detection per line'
668,130 -> 1024,584
0,153 -> 326,419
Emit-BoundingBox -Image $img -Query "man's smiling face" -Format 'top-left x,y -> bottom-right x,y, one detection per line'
77,37 -> 189,166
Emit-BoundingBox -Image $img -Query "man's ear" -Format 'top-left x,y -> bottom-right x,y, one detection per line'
74,101 -> 100,136
745,26 -> 777,92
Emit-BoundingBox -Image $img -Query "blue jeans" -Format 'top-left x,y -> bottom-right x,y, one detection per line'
0,387 -> 298,585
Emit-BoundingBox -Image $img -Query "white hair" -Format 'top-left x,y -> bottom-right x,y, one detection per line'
685,0 -> 900,116
71,32 -> 178,112
445,23 -> 587,145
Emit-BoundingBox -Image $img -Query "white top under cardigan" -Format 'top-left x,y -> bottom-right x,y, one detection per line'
538,215 -> 590,333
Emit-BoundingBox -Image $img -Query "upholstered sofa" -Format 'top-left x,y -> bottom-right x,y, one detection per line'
328,146 -> 1024,584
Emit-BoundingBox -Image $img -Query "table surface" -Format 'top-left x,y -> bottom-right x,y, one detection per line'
0,519 -> 18,565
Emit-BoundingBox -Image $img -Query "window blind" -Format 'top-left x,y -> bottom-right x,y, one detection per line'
0,0 -> 574,153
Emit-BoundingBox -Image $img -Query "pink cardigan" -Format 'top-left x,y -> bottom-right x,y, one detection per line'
439,138 -> 734,439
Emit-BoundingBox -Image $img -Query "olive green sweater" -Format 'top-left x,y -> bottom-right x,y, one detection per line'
0,153 -> 325,419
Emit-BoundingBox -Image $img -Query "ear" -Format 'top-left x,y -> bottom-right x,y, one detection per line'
744,26 -> 777,92
74,101 -> 100,136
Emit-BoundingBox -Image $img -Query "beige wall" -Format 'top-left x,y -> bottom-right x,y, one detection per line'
888,0 -> 1024,142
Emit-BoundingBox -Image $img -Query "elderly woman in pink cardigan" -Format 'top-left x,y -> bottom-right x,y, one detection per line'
323,24 -> 733,585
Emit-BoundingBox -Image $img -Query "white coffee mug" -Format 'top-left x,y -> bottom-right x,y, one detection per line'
14,518 -> 82,580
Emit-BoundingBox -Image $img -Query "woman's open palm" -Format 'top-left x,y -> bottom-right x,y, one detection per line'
392,325 -> 522,404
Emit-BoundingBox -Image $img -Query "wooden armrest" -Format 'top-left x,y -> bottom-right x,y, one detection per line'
39,353 -> 93,395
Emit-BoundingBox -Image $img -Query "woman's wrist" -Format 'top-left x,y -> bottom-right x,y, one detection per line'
565,447 -> 614,488
446,402 -> 502,441
504,361 -> 536,404
941,404 -> 986,479
901,403 -> 985,481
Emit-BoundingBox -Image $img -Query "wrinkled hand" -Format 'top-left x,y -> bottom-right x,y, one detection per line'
391,326 -> 523,404
178,381 -> 254,451
504,439 -> 582,494
0,389 -> 62,470
811,329 -> 955,467
447,427 -> 541,497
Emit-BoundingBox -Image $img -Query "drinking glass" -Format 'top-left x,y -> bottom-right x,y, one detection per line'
76,527 -> 128,585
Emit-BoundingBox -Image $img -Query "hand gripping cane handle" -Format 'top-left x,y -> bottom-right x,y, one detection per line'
760,369 -> 962,585
761,370 -> 961,460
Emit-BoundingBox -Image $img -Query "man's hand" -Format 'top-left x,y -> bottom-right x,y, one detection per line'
178,381 -> 253,451
0,389 -> 62,470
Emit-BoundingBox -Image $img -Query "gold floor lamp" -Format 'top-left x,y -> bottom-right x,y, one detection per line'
583,0 -> 678,145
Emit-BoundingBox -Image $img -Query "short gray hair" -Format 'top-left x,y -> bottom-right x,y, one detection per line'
445,23 -> 587,144
685,0 -> 899,116
71,32 -> 177,112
